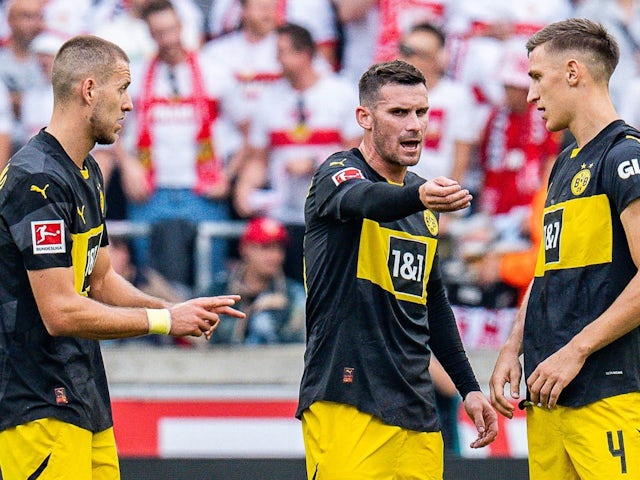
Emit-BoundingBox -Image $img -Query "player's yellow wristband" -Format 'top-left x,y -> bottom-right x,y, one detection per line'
146,308 -> 172,335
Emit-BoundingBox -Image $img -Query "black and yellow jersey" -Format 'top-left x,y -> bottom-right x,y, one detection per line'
297,148 -> 479,432
0,129 -> 112,433
525,120 -> 640,407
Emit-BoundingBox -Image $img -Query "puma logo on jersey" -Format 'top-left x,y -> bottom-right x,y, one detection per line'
30,184 -> 50,199
77,205 -> 86,224
329,159 -> 346,167
618,158 -> 640,179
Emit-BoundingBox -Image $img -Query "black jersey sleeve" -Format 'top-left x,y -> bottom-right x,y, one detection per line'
340,181 -> 424,222
427,257 -> 480,399
6,170 -> 74,270
312,150 -> 426,222
602,134 -> 640,214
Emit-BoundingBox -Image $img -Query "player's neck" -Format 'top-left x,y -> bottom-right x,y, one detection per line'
570,95 -> 620,148
359,140 -> 407,184
45,116 -> 94,168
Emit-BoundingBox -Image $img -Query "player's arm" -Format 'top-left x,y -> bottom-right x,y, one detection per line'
426,261 -> 498,448
489,282 -> 530,418
28,249 -> 245,341
88,245 -> 169,308
526,197 -> 640,408
339,176 -> 470,221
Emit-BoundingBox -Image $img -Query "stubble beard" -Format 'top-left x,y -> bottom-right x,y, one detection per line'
90,109 -> 117,146
373,135 -> 419,168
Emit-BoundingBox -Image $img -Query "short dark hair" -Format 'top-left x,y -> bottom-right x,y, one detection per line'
358,60 -> 426,106
276,22 -> 316,57
526,17 -> 619,82
408,22 -> 446,48
141,0 -> 175,22
52,35 -> 129,103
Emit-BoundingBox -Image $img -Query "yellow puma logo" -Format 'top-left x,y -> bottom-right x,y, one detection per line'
77,205 -> 86,225
30,184 -> 50,199
329,159 -> 346,167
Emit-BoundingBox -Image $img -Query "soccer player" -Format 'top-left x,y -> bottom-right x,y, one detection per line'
0,35 -> 244,479
490,18 -> 640,479
297,59 -> 498,479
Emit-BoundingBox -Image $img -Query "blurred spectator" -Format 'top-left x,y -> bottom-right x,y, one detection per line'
446,0 -> 572,117
207,0 -> 339,70
0,0 -> 44,151
285,0 -> 339,70
91,0 -> 158,64
475,43 -> 560,241
619,76 -> 640,129
109,235 -> 187,304
41,0 -> 93,37
441,44 -> 560,310
575,0 -> 640,110
476,181 -> 546,306
373,0 -> 448,63
207,0 -> 246,38
332,0 -> 378,83
91,0 -> 204,61
233,22 -> 361,282
400,22 -> 480,184
121,0 -> 246,287
201,0 -> 282,165
0,80 -> 12,170
200,217 -> 305,345
473,150 -> 554,306
106,234 -> 187,345
20,31 -> 65,140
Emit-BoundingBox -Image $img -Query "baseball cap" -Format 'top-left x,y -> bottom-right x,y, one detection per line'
499,43 -> 530,89
241,217 -> 288,245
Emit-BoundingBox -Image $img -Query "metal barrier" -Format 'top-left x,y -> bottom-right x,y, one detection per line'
106,220 -> 247,294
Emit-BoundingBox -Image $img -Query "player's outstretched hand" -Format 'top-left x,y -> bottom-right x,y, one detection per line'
419,176 -> 472,212
168,295 -> 245,340
489,347 -> 523,418
463,391 -> 499,449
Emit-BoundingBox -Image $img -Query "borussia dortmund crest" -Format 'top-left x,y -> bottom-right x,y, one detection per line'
424,210 -> 438,236
571,163 -> 592,196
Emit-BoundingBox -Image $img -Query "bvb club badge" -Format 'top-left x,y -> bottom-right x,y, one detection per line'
571,163 -> 592,196
424,210 -> 438,236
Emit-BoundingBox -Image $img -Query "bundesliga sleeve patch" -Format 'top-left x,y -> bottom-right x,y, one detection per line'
31,220 -> 66,254
331,167 -> 364,186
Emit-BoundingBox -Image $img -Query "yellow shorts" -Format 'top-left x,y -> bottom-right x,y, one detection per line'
526,392 -> 640,480
0,417 -> 120,480
301,401 -> 444,480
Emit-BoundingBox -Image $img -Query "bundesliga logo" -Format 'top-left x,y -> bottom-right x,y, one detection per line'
31,220 -> 66,254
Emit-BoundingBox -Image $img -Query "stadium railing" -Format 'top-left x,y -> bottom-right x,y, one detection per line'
106,219 -> 247,293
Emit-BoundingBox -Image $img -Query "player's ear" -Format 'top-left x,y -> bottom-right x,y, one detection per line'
356,105 -> 372,130
81,77 -> 97,104
566,59 -> 580,86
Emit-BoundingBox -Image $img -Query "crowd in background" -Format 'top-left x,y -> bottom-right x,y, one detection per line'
1,0 -> 639,347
